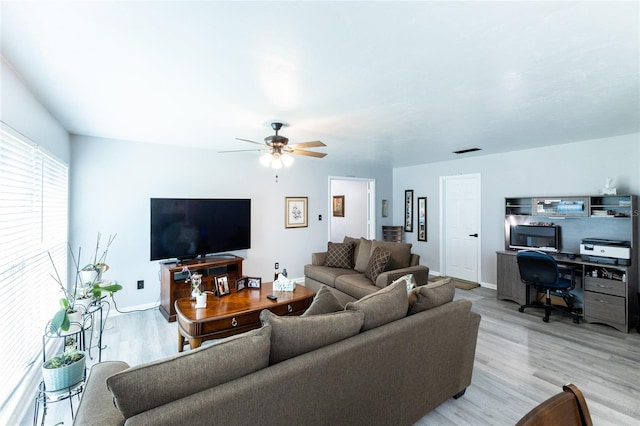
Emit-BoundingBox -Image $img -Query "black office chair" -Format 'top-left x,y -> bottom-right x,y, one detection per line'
516,250 -> 581,323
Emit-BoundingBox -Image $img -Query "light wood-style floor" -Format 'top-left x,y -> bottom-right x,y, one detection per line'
40,286 -> 640,425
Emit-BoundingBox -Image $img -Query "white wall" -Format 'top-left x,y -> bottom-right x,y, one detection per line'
330,179 -> 369,242
1,58 -> 69,161
70,135 -> 392,309
393,133 -> 640,286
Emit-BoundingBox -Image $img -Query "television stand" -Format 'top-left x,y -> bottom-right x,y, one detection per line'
159,256 -> 244,322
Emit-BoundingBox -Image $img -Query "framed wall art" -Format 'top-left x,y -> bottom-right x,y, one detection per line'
404,190 -> 414,232
332,195 -> 345,217
417,197 -> 427,241
285,197 -> 308,228
381,199 -> 389,218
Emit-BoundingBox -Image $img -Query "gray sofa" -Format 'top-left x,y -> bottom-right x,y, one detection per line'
73,280 -> 480,426
305,236 -> 430,305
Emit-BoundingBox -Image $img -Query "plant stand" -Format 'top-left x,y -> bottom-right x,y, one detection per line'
33,375 -> 84,426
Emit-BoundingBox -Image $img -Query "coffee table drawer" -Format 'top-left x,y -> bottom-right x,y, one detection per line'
269,298 -> 313,316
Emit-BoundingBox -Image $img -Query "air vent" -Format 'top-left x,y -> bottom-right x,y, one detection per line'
453,147 -> 482,155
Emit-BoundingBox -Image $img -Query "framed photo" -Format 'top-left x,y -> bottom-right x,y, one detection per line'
404,190 -> 414,232
417,197 -> 427,242
215,275 -> 231,296
235,276 -> 247,292
381,199 -> 389,218
285,197 -> 308,228
247,277 -> 262,289
332,195 -> 345,217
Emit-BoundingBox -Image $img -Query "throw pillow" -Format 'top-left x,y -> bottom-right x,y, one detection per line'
345,278 -> 408,331
345,237 -> 372,273
302,285 -> 344,316
106,326 -> 271,419
260,309 -> 364,364
364,246 -> 391,285
324,241 -> 355,269
370,240 -> 412,270
408,277 -> 455,315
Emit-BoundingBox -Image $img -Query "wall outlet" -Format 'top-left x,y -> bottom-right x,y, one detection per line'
137,280 -> 144,290
274,262 -> 279,270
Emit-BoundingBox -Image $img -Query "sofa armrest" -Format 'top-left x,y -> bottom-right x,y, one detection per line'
311,252 -> 328,266
376,265 -> 430,288
74,361 -> 129,426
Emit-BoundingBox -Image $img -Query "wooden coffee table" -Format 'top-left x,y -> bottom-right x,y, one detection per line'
175,282 -> 315,351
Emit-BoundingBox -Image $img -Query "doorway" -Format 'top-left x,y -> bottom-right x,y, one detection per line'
439,173 -> 481,283
328,177 -> 375,242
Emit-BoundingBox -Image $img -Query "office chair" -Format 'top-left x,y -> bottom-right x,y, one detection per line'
516,383 -> 593,426
516,250 -> 581,323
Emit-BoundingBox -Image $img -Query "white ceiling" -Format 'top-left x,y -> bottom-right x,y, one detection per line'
1,1 -> 638,168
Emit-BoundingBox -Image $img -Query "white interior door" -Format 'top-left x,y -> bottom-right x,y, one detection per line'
440,174 -> 481,282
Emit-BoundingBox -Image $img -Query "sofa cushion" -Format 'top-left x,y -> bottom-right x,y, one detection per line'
408,277 -> 455,315
371,240 -> 412,270
106,325 -> 271,419
304,264 -> 359,288
364,246 -> 391,284
345,278 -> 408,331
324,241 -> 355,269
260,309 -> 364,364
302,285 -> 344,316
335,274 -> 380,300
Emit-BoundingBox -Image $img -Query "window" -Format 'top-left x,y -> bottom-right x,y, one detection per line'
0,124 -> 68,421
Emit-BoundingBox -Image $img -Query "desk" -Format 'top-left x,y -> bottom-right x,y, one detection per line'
496,250 -> 638,332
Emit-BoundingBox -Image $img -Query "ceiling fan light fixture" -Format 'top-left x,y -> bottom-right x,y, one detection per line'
271,157 -> 283,169
259,153 -> 273,167
281,153 -> 295,167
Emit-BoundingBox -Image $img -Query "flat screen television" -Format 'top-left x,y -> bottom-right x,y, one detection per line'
509,224 -> 560,253
150,198 -> 251,261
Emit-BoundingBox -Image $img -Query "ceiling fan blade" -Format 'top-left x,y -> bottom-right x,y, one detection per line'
289,149 -> 327,158
288,140 -> 326,149
235,138 -> 265,146
218,148 -> 263,153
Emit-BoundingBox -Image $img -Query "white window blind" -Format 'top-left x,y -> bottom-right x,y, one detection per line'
0,124 -> 68,421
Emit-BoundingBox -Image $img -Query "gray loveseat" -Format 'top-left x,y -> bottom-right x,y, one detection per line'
73,280 -> 479,426
305,236 -> 430,305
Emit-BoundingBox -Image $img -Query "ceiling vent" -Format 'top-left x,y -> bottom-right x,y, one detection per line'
453,147 -> 482,155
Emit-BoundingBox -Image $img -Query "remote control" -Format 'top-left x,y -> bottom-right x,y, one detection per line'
267,294 -> 278,301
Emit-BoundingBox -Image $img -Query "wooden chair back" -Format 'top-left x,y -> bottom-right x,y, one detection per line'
515,384 -> 592,426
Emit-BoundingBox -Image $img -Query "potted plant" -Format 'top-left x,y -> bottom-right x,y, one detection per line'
79,233 -> 117,286
48,233 -> 122,334
42,349 -> 86,391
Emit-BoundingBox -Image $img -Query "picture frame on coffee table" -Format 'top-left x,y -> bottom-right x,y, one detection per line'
216,275 -> 231,296
235,276 -> 247,292
247,277 -> 262,289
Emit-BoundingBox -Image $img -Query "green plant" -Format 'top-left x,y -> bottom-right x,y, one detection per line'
43,350 -> 84,369
82,233 -> 116,272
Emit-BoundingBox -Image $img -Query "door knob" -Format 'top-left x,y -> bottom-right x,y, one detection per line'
469,233 -> 478,237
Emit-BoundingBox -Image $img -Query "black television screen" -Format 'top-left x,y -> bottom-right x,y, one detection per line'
150,198 -> 251,261
509,224 -> 559,252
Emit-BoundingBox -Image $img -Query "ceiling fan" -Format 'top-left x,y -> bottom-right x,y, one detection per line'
220,122 -> 327,169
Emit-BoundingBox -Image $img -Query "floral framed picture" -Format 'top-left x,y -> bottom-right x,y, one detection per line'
247,277 -> 262,289
417,197 -> 427,241
215,275 -> 231,296
332,195 -> 345,217
285,197 -> 308,228
405,190 -> 414,233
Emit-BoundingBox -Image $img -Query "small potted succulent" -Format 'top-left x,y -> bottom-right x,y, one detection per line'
42,349 -> 86,391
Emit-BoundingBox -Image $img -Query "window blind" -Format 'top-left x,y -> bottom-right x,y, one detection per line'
0,124 -> 68,420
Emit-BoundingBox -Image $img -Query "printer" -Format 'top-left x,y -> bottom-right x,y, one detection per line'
579,238 -> 631,265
